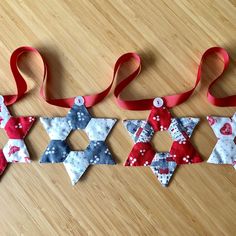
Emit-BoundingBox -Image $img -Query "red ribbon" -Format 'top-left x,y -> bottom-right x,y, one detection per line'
114,47 -> 232,110
6,46 -> 233,108
6,46 -> 116,108
206,48 -> 235,106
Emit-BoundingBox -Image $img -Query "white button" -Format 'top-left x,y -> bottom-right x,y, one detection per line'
74,96 -> 84,106
0,95 -> 4,104
153,97 -> 164,108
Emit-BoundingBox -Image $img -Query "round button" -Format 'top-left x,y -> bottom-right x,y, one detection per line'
74,96 -> 84,106
153,97 -> 164,108
0,96 -> 4,104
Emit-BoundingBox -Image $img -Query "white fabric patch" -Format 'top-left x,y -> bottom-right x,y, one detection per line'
0,97 -> 11,128
3,139 -> 30,163
85,118 -> 117,141
40,117 -> 72,140
207,139 -> 236,165
64,151 -> 89,185
208,116 -> 236,139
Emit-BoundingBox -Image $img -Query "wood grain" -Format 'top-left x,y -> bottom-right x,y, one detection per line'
0,0 -> 236,235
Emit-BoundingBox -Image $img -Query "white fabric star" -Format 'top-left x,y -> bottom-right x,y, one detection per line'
207,114 -> 236,169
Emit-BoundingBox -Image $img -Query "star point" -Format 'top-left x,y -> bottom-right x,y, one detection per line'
40,117 -> 72,140
150,152 -> 177,187
85,118 -> 117,141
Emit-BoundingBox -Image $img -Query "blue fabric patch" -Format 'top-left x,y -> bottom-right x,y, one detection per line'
66,104 -> 91,129
85,141 -> 116,165
40,140 -> 71,163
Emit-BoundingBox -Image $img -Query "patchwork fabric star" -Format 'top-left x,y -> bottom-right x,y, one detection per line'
124,97 -> 202,187
0,96 -> 36,175
40,96 -> 117,185
207,114 -> 236,170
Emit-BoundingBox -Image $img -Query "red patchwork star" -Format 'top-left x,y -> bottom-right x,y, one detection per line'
0,96 -> 36,176
123,97 -> 203,187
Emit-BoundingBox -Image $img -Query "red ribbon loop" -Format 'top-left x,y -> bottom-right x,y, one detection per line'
113,47 -> 231,110
205,47 -> 234,106
6,46 -> 117,108
4,46 -> 47,106
113,53 -> 151,110
4,47 -> 29,105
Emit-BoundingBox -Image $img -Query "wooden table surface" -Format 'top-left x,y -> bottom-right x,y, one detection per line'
0,0 -> 236,235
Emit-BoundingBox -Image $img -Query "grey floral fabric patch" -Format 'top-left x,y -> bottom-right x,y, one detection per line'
150,152 -> 177,187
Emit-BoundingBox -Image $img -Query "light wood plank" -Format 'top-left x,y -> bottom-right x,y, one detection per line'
0,0 -> 235,235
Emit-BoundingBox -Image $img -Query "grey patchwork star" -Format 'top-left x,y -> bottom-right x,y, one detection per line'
40,96 -> 117,184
